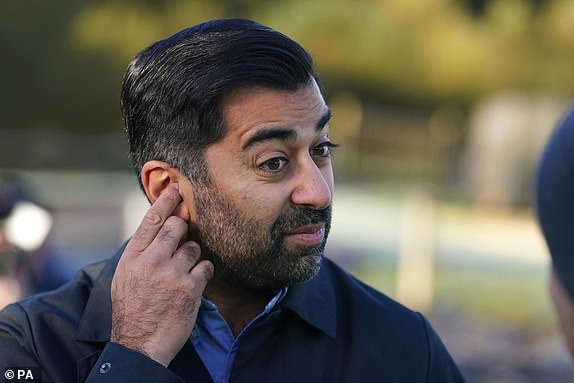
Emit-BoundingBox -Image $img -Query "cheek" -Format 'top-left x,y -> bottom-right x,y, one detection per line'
238,186 -> 289,225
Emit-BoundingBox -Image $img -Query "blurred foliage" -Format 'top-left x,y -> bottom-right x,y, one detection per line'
1,0 -> 574,134
351,260 -> 554,331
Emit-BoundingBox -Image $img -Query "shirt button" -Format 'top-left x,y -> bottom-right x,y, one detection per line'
99,362 -> 112,374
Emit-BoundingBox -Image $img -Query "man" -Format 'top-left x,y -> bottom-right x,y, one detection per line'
0,19 -> 465,382
536,104 -> 574,358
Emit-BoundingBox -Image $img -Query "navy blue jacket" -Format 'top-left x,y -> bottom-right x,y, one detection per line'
0,247 -> 465,382
536,105 -> 574,299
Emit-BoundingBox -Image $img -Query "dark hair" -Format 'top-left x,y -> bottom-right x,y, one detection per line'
121,18 -> 318,188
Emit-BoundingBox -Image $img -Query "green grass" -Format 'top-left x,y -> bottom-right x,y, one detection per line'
348,259 -> 557,333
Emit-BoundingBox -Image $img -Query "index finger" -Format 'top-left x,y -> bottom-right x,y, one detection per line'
127,183 -> 183,253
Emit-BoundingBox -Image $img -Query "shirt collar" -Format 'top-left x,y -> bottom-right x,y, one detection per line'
200,286 -> 287,314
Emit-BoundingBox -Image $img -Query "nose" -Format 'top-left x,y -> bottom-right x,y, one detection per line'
290,160 -> 333,210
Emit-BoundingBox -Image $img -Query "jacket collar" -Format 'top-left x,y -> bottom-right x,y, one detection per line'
76,242 -> 125,343
281,258 -> 337,339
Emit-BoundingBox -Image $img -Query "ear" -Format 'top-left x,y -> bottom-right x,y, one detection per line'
141,160 -> 179,203
141,161 -> 194,223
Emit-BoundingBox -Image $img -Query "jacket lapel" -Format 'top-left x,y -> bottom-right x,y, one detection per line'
76,243 -> 125,343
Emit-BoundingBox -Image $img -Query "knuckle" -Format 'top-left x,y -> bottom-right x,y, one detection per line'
145,253 -> 163,268
190,261 -> 214,282
157,225 -> 178,243
164,266 -> 181,281
176,241 -> 200,261
167,215 -> 187,231
143,208 -> 164,227
131,225 -> 150,241
158,223 -> 173,237
135,226 -> 151,241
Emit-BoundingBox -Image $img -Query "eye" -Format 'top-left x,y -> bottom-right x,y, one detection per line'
311,141 -> 340,157
259,157 -> 288,173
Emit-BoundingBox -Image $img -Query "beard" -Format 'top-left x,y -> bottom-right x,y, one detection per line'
192,183 -> 331,293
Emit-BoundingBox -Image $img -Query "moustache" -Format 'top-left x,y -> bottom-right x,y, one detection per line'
271,205 -> 332,236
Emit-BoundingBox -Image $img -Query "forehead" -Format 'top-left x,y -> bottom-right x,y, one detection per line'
220,80 -> 329,142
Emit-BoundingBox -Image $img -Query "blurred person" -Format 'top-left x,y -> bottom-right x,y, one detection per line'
0,173 -> 66,307
536,104 -> 574,358
0,19 -> 465,382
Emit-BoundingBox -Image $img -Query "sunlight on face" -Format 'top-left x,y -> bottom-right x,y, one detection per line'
191,81 -> 337,292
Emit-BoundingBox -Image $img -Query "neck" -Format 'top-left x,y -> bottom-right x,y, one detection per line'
203,277 -> 279,336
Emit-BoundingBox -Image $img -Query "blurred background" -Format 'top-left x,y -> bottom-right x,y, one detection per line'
1,0 -> 573,381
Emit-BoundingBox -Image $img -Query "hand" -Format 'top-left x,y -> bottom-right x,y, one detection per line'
110,184 -> 214,367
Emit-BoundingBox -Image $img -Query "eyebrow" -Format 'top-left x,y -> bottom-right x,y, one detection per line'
316,108 -> 332,132
242,108 -> 332,151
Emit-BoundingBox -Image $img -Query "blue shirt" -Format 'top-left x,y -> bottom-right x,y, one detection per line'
191,289 -> 287,383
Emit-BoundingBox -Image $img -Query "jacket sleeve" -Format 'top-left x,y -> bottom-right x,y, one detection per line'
84,343 -> 185,383
418,313 -> 467,383
0,303 -> 185,383
0,303 -> 44,375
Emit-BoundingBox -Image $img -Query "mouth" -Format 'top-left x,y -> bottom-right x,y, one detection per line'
284,223 -> 326,247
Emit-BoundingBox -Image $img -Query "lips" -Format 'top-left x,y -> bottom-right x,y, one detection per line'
285,223 -> 326,246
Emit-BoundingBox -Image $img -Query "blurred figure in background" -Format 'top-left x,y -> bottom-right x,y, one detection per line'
0,173 -> 67,307
536,104 -> 574,358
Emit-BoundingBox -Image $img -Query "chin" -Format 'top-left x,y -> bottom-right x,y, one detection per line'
282,253 -> 323,285
249,255 -> 324,292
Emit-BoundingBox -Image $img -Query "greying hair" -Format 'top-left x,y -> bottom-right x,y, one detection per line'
121,18 -> 318,190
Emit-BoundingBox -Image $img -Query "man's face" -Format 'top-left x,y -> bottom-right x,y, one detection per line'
185,80 -> 335,292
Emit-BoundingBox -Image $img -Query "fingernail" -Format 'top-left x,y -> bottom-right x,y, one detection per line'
173,182 -> 179,190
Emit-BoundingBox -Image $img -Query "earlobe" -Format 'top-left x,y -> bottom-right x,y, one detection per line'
141,161 -> 177,203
